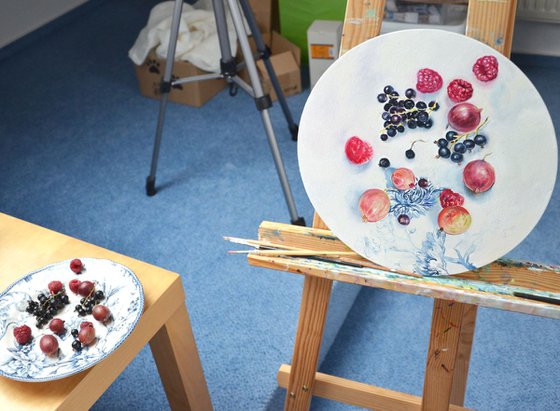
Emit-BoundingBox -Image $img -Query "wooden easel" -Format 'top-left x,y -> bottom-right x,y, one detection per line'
248,1 -> 560,409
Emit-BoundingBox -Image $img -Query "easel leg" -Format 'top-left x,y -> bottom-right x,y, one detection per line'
422,299 -> 467,411
150,304 -> 213,411
285,276 -> 333,410
450,304 -> 477,406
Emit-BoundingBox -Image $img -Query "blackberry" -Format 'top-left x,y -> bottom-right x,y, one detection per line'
438,147 -> 451,158
474,134 -> 487,146
383,85 -> 394,94
464,139 -> 475,150
454,143 -> 467,154
378,158 -> 390,168
72,340 -> 82,352
451,152 -> 464,163
446,131 -> 458,142
437,138 -> 448,147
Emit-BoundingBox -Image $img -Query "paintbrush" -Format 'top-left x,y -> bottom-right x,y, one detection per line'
228,249 -> 358,257
224,236 -> 422,278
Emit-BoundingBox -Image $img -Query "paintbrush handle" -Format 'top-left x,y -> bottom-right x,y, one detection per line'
231,249 -> 358,257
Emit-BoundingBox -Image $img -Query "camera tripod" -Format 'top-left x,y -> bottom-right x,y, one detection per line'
146,0 -> 305,226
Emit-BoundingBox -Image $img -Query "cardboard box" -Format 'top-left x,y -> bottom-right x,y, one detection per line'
240,31 -> 302,101
307,20 -> 342,89
134,50 -> 226,107
248,0 -> 273,35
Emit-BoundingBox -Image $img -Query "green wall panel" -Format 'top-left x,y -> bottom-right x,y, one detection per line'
279,0 -> 346,63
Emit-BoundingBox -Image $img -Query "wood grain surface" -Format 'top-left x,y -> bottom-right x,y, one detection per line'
0,213 -> 212,411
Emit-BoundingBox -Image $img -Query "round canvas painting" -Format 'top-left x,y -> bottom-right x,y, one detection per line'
298,29 -> 558,276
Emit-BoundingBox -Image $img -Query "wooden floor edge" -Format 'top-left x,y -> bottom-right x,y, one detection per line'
277,364 -> 473,411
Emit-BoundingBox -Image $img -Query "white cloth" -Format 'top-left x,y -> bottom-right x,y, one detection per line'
128,1 -> 238,73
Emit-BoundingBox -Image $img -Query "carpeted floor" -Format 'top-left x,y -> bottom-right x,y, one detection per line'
0,1 -> 559,410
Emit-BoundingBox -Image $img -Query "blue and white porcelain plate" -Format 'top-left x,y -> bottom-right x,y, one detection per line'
0,258 -> 144,382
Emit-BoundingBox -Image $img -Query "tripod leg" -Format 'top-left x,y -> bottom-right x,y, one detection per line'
146,0 -> 184,196
237,0 -> 299,141
224,0 -> 305,226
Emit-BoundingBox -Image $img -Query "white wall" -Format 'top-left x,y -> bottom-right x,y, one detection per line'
1,2 -> 559,57
0,0 -> 88,48
512,19 -> 560,57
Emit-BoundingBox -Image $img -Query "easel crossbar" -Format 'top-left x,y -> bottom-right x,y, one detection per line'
277,364 -> 472,411
248,222 -> 560,320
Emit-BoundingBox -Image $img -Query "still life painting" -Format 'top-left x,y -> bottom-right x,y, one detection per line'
298,29 -> 557,276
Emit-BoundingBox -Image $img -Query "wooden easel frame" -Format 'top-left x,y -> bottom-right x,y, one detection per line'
247,1 -> 560,409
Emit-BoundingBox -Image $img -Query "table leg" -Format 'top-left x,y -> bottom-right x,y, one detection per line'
422,299 -> 467,411
150,303 -> 213,411
284,275 -> 333,411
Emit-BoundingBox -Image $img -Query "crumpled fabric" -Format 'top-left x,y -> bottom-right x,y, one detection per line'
128,1 -> 238,72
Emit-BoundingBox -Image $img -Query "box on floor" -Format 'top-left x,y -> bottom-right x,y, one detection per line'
134,50 -> 227,107
240,31 -> 302,101
133,0 -> 300,107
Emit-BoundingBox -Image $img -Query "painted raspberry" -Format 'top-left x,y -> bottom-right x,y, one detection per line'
440,189 -> 464,208
416,68 -> 443,93
13,324 -> 32,345
473,56 -> 498,82
447,79 -> 473,103
48,280 -> 63,295
345,136 -> 373,165
69,279 -> 81,294
70,258 -> 83,274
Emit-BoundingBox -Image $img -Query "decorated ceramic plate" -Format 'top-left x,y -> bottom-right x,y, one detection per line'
0,258 -> 144,382
298,29 -> 557,276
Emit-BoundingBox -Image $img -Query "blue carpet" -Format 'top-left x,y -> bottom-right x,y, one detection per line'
1,2 -> 559,410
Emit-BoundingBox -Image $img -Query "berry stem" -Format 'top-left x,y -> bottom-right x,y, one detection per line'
410,139 -> 426,149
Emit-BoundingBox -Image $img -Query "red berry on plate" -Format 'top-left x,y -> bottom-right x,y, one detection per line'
416,68 -> 443,93
447,79 -> 473,103
345,136 -> 373,165
49,318 -> 65,335
40,335 -> 59,355
79,325 -> 96,345
69,279 -> 82,294
77,281 -> 95,297
92,305 -> 111,322
473,55 -> 499,82
440,189 -> 464,208
70,258 -> 84,274
13,324 -> 32,345
48,280 -> 63,295
80,321 -> 94,329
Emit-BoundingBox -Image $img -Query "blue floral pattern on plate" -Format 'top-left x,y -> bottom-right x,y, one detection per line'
0,258 -> 144,382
